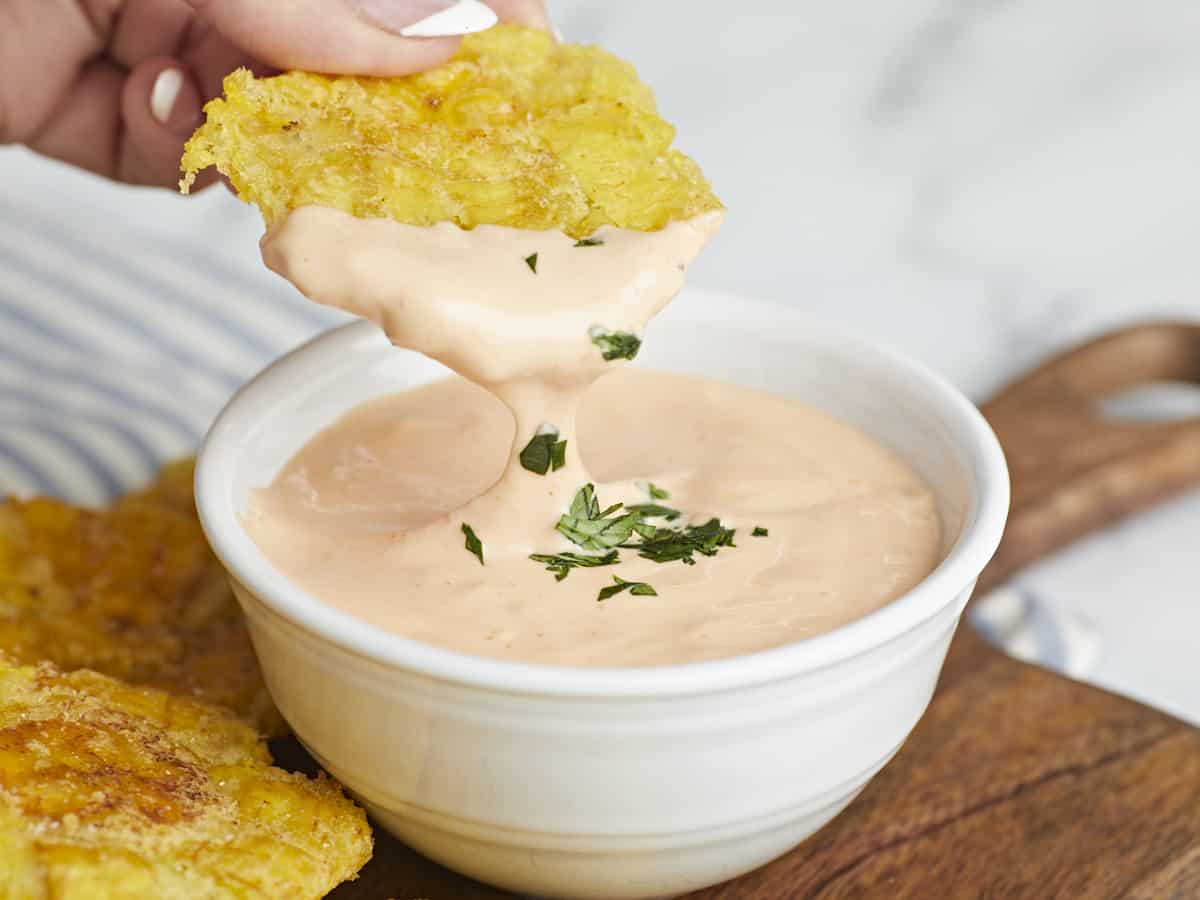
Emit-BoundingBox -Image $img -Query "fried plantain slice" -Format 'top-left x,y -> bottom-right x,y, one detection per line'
0,657 -> 371,899
181,25 -> 721,237
0,460 -> 284,737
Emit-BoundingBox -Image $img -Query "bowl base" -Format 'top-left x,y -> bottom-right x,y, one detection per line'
360,754 -> 892,900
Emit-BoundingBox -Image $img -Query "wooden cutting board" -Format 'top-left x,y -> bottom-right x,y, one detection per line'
294,322 -> 1200,899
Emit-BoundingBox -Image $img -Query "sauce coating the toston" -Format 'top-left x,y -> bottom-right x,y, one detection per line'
246,207 -> 941,666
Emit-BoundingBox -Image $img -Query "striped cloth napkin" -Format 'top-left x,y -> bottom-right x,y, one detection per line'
0,150 -> 345,504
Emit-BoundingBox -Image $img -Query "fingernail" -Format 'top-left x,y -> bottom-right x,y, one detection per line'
150,68 -> 183,126
355,0 -> 498,38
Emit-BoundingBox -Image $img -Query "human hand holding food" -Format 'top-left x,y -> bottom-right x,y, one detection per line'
0,0 -> 548,187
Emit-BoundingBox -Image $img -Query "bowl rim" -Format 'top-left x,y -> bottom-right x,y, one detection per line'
196,288 -> 1010,698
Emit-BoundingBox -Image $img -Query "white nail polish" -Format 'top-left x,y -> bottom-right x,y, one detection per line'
398,0 -> 497,37
150,68 -> 183,125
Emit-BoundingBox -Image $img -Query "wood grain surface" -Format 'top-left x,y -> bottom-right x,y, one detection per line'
296,323 -> 1200,900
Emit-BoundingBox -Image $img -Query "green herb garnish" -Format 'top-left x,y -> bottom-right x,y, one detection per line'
588,326 -> 642,362
519,425 -> 567,475
646,482 -> 670,500
461,523 -> 484,565
629,518 -> 736,566
574,237 -> 605,247
529,549 -> 619,582
625,503 -> 682,522
556,483 -> 655,552
597,575 -> 658,602
752,526 -> 769,537
541,483 -> 740,594
525,252 -> 538,273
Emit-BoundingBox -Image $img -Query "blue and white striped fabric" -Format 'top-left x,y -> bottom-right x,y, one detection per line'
0,156 -> 346,505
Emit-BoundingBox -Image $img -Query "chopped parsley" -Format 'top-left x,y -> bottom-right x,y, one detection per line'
588,326 -> 642,362
529,549 -> 619,581
626,482 -> 680,521
752,526 -> 769,537
574,237 -> 605,247
524,252 -> 538,273
530,484 -> 739,594
629,518 -> 737,566
597,575 -> 657,602
461,523 -> 484,565
519,425 -> 567,476
556,483 -> 654,552
625,503 -> 682,522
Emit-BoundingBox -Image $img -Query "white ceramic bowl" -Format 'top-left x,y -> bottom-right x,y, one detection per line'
196,289 -> 1009,900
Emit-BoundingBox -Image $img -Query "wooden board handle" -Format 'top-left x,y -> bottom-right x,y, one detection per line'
976,322 -> 1200,595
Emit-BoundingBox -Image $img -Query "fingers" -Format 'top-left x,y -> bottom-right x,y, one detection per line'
120,58 -> 206,186
180,0 -> 476,76
22,60 -> 125,177
6,0 -> 555,186
483,0 -> 553,30
178,0 -> 552,76
0,0 -> 105,144
178,23 -> 267,109
108,0 -> 195,68
0,0 -> 200,184
21,55 -> 202,188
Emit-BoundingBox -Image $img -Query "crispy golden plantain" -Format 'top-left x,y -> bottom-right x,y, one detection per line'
0,460 -> 284,737
181,25 -> 721,236
0,657 -> 371,899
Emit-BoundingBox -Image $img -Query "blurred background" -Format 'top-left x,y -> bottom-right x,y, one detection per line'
0,0 -> 1197,718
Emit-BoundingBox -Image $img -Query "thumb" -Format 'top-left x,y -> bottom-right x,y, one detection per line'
183,0 -> 499,76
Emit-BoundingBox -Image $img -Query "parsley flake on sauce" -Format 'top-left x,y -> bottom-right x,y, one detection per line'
524,252 -> 538,273
574,237 -> 605,247
625,503 -> 682,522
556,484 -> 654,552
628,518 -> 737,566
519,425 -> 567,475
529,549 -> 619,582
461,523 -> 484,565
597,575 -> 657,602
752,526 -> 769,537
588,326 -> 642,362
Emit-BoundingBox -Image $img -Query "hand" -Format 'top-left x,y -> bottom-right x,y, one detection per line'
0,0 -> 549,188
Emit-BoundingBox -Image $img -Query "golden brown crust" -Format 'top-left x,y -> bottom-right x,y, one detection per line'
181,25 -> 721,237
0,460 -> 284,736
0,658 -> 371,900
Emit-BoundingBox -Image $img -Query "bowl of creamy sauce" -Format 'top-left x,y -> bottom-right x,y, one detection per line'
196,207 -> 1009,899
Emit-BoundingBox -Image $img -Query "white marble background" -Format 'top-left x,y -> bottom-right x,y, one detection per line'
0,1 -> 1197,720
